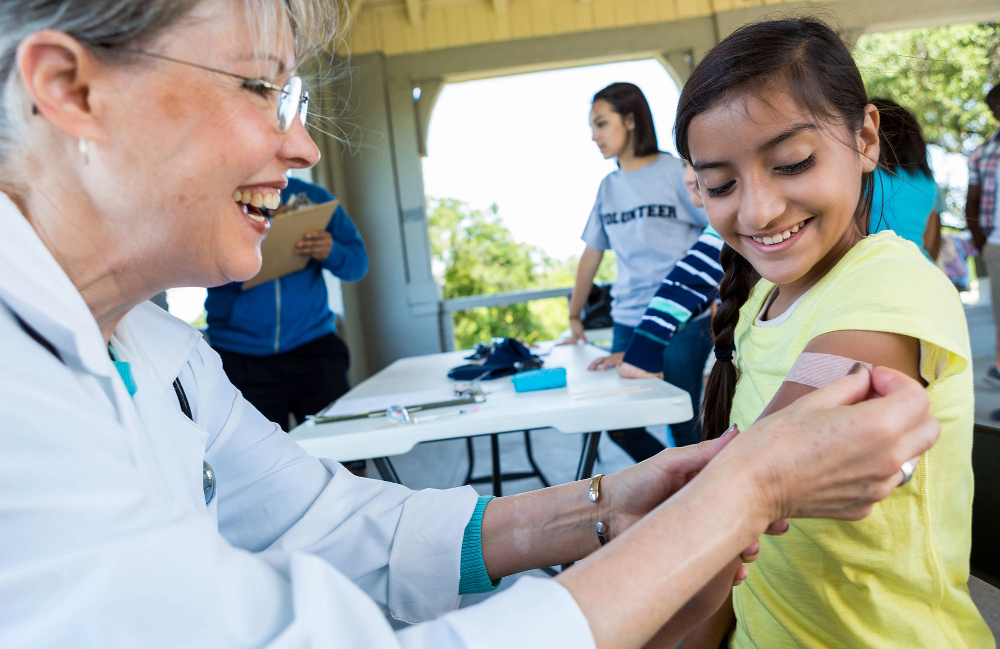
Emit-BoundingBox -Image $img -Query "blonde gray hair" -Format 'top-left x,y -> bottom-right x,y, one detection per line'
0,0 -> 341,180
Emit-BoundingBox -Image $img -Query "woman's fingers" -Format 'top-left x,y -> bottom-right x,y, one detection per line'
667,425 -> 740,476
733,564 -> 749,587
734,367 -> 938,523
740,540 -> 760,563
764,519 -> 790,536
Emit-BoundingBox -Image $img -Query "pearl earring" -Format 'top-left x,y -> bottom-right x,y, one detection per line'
78,136 -> 89,165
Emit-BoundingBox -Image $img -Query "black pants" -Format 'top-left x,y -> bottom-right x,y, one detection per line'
216,333 -> 351,431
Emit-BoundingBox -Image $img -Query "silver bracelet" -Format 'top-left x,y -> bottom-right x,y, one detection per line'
590,474 -> 608,545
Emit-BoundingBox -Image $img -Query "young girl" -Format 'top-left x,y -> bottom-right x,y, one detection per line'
569,82 -> 713,454
674,19 -> 992,648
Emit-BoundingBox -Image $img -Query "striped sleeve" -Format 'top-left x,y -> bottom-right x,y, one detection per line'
622,229 -> 723,374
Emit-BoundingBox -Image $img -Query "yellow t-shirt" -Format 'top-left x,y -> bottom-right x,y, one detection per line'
728,232 -> 993,648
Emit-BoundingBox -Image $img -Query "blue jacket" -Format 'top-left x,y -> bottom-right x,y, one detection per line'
206,178 -> 368,356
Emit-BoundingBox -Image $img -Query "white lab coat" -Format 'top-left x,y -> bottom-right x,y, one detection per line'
0,193 -> 595,648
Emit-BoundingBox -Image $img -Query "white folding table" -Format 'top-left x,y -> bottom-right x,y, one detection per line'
290,343 -> 693,493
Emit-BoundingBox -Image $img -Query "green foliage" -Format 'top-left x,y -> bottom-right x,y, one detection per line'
427,197 -> 616,349
856,23 -> 1000,155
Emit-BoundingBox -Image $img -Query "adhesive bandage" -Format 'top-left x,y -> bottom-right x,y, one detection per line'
785,352 -> 873,389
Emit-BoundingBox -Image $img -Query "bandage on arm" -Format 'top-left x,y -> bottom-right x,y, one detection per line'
785,352 -> 873,389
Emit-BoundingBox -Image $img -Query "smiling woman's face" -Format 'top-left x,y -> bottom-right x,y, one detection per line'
91,0 -> 319,286
686,84 -> 878,288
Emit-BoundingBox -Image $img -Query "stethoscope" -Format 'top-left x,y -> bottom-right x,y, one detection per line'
173,378 -> 216,506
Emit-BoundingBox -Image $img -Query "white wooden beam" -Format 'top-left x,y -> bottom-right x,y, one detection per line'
405,0 -> 422,25
492,0 -> 508,13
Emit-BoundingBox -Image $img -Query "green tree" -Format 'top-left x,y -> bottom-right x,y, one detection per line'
855,23 -> 999,155
426,198 -> 616,349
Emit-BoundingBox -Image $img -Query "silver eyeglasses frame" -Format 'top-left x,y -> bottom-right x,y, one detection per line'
106,47 -> 309,132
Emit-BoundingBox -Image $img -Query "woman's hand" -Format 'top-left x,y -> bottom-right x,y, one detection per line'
618,362 -> 663,379
602,431 -> 738,537
734,366 -> 939,522
603,432 -> 789,549
588,352 -> 624,371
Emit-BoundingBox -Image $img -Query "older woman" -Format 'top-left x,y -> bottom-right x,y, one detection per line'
0,1 -> 938,648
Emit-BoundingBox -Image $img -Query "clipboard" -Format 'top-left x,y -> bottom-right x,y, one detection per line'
242,199 -> 338,289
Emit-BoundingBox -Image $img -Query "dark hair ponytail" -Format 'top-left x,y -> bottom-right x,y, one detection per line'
870,97 -> 932,179
593,82 -> 660,157
673,17 -> 874,439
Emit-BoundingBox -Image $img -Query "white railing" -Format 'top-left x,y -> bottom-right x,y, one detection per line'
439,286 -> 574,351
441,286 -> 573,312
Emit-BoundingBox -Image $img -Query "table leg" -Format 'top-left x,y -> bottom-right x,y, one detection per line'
523,431 -> 550,488
575,431 -> 602,481
466,431 -> 550,493
464,437 -> 476,485
373,457 -> 402,484
490,433 -> 502,497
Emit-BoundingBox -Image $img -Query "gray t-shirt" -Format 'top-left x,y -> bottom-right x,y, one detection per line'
581,153 -> 709,327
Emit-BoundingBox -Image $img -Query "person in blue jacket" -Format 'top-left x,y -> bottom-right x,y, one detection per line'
206,177 -> 368,450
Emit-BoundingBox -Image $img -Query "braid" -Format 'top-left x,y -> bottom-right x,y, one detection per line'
701,244 -> 758,440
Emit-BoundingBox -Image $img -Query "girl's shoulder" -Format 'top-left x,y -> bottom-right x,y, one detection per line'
809,231 -> 970,361
825,231 -> 947,293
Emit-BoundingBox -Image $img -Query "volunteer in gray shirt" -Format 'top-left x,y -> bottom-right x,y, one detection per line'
567,82 -> 713,458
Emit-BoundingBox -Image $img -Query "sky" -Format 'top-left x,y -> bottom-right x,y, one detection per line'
421,59 -> 682,262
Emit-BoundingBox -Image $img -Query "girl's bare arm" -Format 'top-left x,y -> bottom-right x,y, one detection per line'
679,329 -> 922,647
759,329 -> 922,418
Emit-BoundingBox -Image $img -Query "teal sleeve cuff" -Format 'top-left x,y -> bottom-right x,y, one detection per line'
459,496 -> 501,595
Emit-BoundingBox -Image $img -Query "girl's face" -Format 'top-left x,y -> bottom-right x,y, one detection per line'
687,85 -> 879,288
590,99 -> 633,160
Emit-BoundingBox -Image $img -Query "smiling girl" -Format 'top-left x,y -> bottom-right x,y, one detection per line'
674,19 -> 992,648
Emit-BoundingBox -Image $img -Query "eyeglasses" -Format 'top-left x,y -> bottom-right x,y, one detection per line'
107,47 -> 309,132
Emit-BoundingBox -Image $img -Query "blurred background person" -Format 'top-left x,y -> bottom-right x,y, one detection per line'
869,97 -> 944,260
590,161 -> 723,448
205,176 -> 368,471
567,82 -> 712,459
966,85 -> 1000,393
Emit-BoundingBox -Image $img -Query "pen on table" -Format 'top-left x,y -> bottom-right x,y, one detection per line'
416,407 -> 478,423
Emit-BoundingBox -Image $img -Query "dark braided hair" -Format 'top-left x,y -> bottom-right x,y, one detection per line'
700,246 -> 758,440
673,18 -> 875,440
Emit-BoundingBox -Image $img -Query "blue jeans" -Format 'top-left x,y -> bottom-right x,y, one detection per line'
608,317 -> 714,459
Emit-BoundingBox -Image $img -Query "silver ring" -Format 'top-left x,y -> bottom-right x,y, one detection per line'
898,459 -> 917,487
